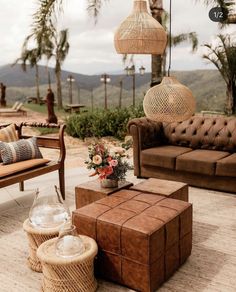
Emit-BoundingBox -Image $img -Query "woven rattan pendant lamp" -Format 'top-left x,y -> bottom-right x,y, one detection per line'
143,0 -> 196,123
114,0 -> 167,54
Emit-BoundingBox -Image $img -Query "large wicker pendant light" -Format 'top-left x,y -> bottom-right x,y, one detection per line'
143,0 -> 196,123
114,0 -> 167,55
143,76 -> 196,122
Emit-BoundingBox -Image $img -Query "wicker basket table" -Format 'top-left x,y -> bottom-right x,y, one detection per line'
23,219 -> 61,272
37,236 -> 98,292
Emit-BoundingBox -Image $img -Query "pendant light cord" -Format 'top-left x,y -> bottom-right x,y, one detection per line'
167,0 -> 172,77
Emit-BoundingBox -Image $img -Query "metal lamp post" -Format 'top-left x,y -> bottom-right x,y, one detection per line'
100,73 -> 111,110
125,65 -> 146,107
67,74 -> 75,104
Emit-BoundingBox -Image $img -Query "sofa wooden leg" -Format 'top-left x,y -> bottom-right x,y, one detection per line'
19,181 -> 24,191
59,167 -> 65,200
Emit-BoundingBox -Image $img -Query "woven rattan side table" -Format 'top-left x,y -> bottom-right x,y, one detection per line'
37,236 -> 98,292
23,219 -> 61,272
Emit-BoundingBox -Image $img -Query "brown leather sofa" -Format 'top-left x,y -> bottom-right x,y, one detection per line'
128,115 -> 236,193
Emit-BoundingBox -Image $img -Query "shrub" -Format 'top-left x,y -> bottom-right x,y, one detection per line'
66,105 -> 144,140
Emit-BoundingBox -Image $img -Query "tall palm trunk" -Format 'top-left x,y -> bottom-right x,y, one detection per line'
55,60 -> 63,109
150,0 -> 164,87
226,81 -> 236,115
35,64 -> 40,103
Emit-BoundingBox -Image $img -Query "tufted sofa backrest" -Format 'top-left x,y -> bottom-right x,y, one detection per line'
163,115 -> 236,152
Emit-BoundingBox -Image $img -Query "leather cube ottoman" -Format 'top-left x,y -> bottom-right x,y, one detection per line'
73,189 -> 192,292
130,178 -> 189,202
75,180 -> 133,209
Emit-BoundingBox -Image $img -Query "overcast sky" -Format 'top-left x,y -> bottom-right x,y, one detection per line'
0,0 -> 234,75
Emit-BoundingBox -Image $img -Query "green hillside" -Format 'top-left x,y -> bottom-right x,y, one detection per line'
2,67 -> 226,113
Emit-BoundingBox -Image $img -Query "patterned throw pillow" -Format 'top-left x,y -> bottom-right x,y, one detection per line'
0,124 -> 18,142
0,124 -> 18,162
0,137 -> 43,165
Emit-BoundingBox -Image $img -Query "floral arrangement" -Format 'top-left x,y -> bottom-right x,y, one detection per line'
85,143 -> 131,181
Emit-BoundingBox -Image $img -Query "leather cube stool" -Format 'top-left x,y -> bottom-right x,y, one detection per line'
130,178 -> 189,202
73,189 -> 192,292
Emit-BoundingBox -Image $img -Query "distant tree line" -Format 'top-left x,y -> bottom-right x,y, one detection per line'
15,0 -> 236,114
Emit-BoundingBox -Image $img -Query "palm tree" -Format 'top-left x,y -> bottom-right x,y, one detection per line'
88,0 -> 198,86
148,0 -> 164,86
14,48 -> 41,103
154,8 -> 198,83
199,0 -> 236,24
203,34 -> 236,114
20,0 -> 69,109
53,29 -> 70,109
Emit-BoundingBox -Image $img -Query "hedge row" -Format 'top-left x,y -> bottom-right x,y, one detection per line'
66,105 -> 144,140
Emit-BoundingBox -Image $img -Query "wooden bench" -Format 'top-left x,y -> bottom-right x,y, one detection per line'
0,122 -> 66,200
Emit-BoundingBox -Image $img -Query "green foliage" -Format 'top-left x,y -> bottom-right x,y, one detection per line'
37,127 -> 59,135
66,105 -> 144,140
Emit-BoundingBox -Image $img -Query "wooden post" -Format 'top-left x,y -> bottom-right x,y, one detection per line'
133,73 -> 136,107
78,87 -> 80,104
91,89 -> 94,112
119,80 -> 123,108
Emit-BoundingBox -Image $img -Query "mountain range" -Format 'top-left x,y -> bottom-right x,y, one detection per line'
0,64 -> 226,112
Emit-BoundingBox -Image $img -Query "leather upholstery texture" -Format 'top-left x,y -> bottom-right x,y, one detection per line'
163,116 -> 236,151
128,116 -> 236,191
73,189 -> 192,292
141,145 -> 192,169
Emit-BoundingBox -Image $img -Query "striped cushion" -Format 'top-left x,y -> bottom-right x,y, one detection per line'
0,124 -> 18,142
0,124 -> 18,162
0,137 -> 43,165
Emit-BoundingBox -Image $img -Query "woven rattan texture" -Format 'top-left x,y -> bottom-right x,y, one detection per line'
23,219 -> 60,272
114,0 -> 167,54
37,237 -> 98,292
143,77 -> 196,123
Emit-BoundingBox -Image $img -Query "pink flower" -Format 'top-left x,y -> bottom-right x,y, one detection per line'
109,159 -> 118,167
105,166 -> 113,176
92,155 -> 102,165
97,166 -> 113,179
95,144 -> 105,154
107,156 -> 112,162
97,167 -> 107,179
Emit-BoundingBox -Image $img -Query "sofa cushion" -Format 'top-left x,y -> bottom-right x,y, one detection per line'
0,124 -> 18,142
0,124 -> 18,162
0,137 -> 43,165
0,158 -> 50,178
216,154 -> 236,177
141,145 -> 192,170
176,149 -> 229,175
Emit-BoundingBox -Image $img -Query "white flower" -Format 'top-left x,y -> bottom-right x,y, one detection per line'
113,147 -> 125,155
92,155 -> 102,165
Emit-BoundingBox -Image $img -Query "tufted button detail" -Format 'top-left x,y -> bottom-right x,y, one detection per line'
182,129 -> 186,134
213,120 -> 216,125
224,121 -> 228,126
201,120 -> 204,125
172,129 -> 175,134
189,120 -> 193,124
228,133 -> 232,138
204,132 -> 208,136
193,130 -> 197,135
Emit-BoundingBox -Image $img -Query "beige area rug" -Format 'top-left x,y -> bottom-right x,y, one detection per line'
0,174 -> 236,292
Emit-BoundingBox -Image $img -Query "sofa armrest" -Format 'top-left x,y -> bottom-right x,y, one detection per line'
128,118 -> 164,176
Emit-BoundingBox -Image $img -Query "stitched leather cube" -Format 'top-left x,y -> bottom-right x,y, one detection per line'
73,190 -> 192,292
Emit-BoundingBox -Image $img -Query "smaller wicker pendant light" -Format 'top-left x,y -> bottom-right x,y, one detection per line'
143,76 -> 196,123
114,0 -> 167,55
143,0 -> 196,123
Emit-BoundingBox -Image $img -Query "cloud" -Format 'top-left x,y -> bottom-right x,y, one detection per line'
0,0 -> 233,75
